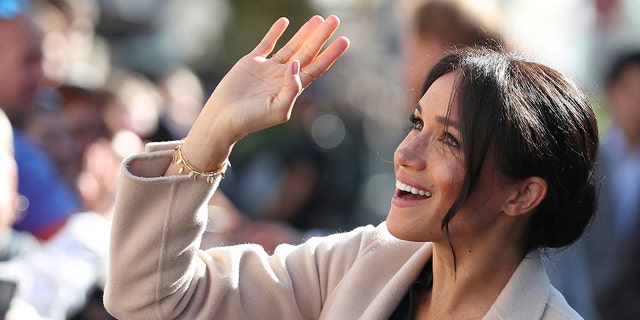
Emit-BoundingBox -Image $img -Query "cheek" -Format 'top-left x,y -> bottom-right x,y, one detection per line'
445,175 -> 507,236
435,154 -> 465,196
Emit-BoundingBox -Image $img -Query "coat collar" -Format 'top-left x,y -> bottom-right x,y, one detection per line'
484,253 -> 549,319
318,223 -> 430,320
319,223 -> 553,320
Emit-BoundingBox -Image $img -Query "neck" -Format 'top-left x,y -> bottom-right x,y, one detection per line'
418,219 -> 527,319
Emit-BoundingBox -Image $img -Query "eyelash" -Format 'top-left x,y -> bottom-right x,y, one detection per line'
409,113 -> 423,131
408,113 -> 460,148
440,133 -> 460,148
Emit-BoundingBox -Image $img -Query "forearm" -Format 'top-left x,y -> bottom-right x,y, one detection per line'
104,144 -> 217,319
105,14 -> 350,319
105,147 -> 313,319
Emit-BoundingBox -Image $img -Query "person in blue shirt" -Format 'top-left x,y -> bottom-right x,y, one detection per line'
0,2 -> 80,240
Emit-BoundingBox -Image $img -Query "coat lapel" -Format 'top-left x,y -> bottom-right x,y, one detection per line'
319,224 -> 431,320
484,253 -> 549,319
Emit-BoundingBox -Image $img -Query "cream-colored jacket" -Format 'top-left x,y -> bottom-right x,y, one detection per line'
104,142 -> 582,320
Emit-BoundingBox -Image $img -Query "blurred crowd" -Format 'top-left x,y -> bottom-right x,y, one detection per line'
0,0 -> 638,319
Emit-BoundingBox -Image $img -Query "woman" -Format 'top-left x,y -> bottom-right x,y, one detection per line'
104,15 -> 598,319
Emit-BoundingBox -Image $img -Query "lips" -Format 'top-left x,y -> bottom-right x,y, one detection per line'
395,180 -> 432,198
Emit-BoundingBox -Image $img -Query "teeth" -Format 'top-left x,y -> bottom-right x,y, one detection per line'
395,180 -> 432,197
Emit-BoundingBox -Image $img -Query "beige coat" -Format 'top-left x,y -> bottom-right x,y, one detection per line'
104,142 -> 582,320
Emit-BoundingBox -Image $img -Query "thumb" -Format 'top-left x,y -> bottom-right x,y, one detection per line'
273,59 -> 302,120
287,59 -> 302,94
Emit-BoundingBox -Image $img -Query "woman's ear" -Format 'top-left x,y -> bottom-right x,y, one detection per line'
503,177 -> 548,217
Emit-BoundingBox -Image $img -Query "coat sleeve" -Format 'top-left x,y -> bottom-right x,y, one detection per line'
103,142 -> 371,319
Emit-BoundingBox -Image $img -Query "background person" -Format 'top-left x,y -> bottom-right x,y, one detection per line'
549,49 -> 640,320
398,0 -> 503,106
0,108 -> 111,319
0,4 -> 81,240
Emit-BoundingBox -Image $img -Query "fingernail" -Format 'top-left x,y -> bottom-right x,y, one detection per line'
292,60 -> 300,75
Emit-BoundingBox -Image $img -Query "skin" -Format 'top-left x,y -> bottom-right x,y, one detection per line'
401,29 -> 443,105
0,110 -> 18,235
164,15 -> 548,319
608,64 -> 640,150
0,15 -> 45,126
0,153 -> 18,231
388,72 -> 548,318
23,108 -> 78,184
165,15 -> 350,177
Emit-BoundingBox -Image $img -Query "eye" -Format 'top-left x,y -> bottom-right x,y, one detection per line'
409,113 -> 424,131
440,132 -> 460,147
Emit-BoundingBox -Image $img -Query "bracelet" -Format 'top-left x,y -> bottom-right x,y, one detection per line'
172,141 -> 230,183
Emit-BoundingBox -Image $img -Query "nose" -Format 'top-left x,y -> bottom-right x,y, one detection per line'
394,134 -> 426,171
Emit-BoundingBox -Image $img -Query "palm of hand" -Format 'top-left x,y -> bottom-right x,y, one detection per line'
198,15 -> 350,143
209,53 -> 294,137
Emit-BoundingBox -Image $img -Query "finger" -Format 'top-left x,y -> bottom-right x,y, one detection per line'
252,17 -> 290,57
290,15 -> 341,66
273,60 -> 302,121
272,15 -> 325,61
299,36 -> 350,88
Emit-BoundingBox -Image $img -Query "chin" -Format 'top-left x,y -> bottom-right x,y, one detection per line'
386,209 -> 444,243
386,214 -> 423,242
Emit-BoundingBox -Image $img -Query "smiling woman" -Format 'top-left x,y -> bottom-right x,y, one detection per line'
387,50 -> 598,318
104,15 -> 598,320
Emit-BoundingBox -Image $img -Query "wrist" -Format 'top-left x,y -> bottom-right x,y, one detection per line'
180,135 -> 234,173
172,140 -> 230,183
181,114 -> 238,171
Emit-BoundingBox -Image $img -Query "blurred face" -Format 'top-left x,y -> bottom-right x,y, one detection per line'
401,29 -> 442,105
0,153 -> 18,229
609,64 -> 640,145
0,16 -> 44,123
388,72 -> 511,243
62,102 -> 105,154
24,109 -> 78,172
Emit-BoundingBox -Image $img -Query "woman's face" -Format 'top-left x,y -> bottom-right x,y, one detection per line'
387,72 -> 511,243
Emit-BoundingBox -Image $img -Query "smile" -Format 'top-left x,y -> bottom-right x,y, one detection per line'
395,180 -> 432,198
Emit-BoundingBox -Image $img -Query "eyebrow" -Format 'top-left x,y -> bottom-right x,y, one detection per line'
416,103 -> 461,132
436,116 -> 460,132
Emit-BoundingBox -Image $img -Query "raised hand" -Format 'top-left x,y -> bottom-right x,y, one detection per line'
177,15 -> 350,173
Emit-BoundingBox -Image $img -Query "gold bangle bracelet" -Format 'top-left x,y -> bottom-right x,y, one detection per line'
172,141 -> 230,183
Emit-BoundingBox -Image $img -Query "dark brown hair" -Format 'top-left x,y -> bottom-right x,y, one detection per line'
422,48 -> 599,253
